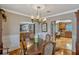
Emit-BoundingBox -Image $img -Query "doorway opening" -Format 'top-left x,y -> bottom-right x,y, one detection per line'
51,20 -> 72,55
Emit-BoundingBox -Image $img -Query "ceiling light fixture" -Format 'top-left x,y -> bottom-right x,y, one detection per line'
30,5 -> 47,24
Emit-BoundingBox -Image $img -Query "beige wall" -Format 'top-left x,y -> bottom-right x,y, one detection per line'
2,12 -> 31,51
2,12 -> 49,51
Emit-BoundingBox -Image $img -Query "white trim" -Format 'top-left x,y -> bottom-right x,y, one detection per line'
20,22 -> 35,24
1,8 -> 30,18
56,20 -> 72,23
1,8 -> 79,18
45,8 -> 79,18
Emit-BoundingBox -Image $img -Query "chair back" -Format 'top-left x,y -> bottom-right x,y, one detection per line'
45,34 -> 51,42
43,42 -> 55,55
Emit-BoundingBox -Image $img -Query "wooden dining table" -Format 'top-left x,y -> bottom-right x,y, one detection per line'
27,42 -> 44,55
26,40 -> 56,55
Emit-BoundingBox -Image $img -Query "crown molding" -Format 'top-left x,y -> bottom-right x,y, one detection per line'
1,8 -> 30,18
1,8 -> 79,18
45,8 -> 79,18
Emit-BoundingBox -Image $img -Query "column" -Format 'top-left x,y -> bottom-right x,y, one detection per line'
75,10 -> 79,55
0,12 -> 3,54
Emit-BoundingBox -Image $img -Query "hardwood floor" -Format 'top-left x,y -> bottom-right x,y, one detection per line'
56,37 -> 72,49
55,37 -> 75,55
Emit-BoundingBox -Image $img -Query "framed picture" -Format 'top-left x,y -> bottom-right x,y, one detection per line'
41,23 -> 47,32
20,24 -> 29,32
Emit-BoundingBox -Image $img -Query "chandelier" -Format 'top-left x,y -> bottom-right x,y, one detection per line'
30,5 -> 47,23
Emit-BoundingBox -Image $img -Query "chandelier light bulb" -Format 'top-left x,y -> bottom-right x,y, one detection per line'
31,5 -> 46,23
43,18 -> 47,21
36,15 -> 40,19
31,16 -> 34,19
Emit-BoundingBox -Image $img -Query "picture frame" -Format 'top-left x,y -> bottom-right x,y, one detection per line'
41,23 -> 47,32
20,24 -> 29,32
20,23 -> 35,33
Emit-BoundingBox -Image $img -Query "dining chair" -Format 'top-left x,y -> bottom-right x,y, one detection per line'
45,34 -> 51,42
43,42 -> 56,55
0,48 -> 9,55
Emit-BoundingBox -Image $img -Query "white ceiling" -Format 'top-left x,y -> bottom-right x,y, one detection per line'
0,4 -> 79,17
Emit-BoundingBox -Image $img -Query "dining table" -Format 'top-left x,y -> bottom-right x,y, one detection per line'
27,42 -> 45,55
26,39 -> 56,55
